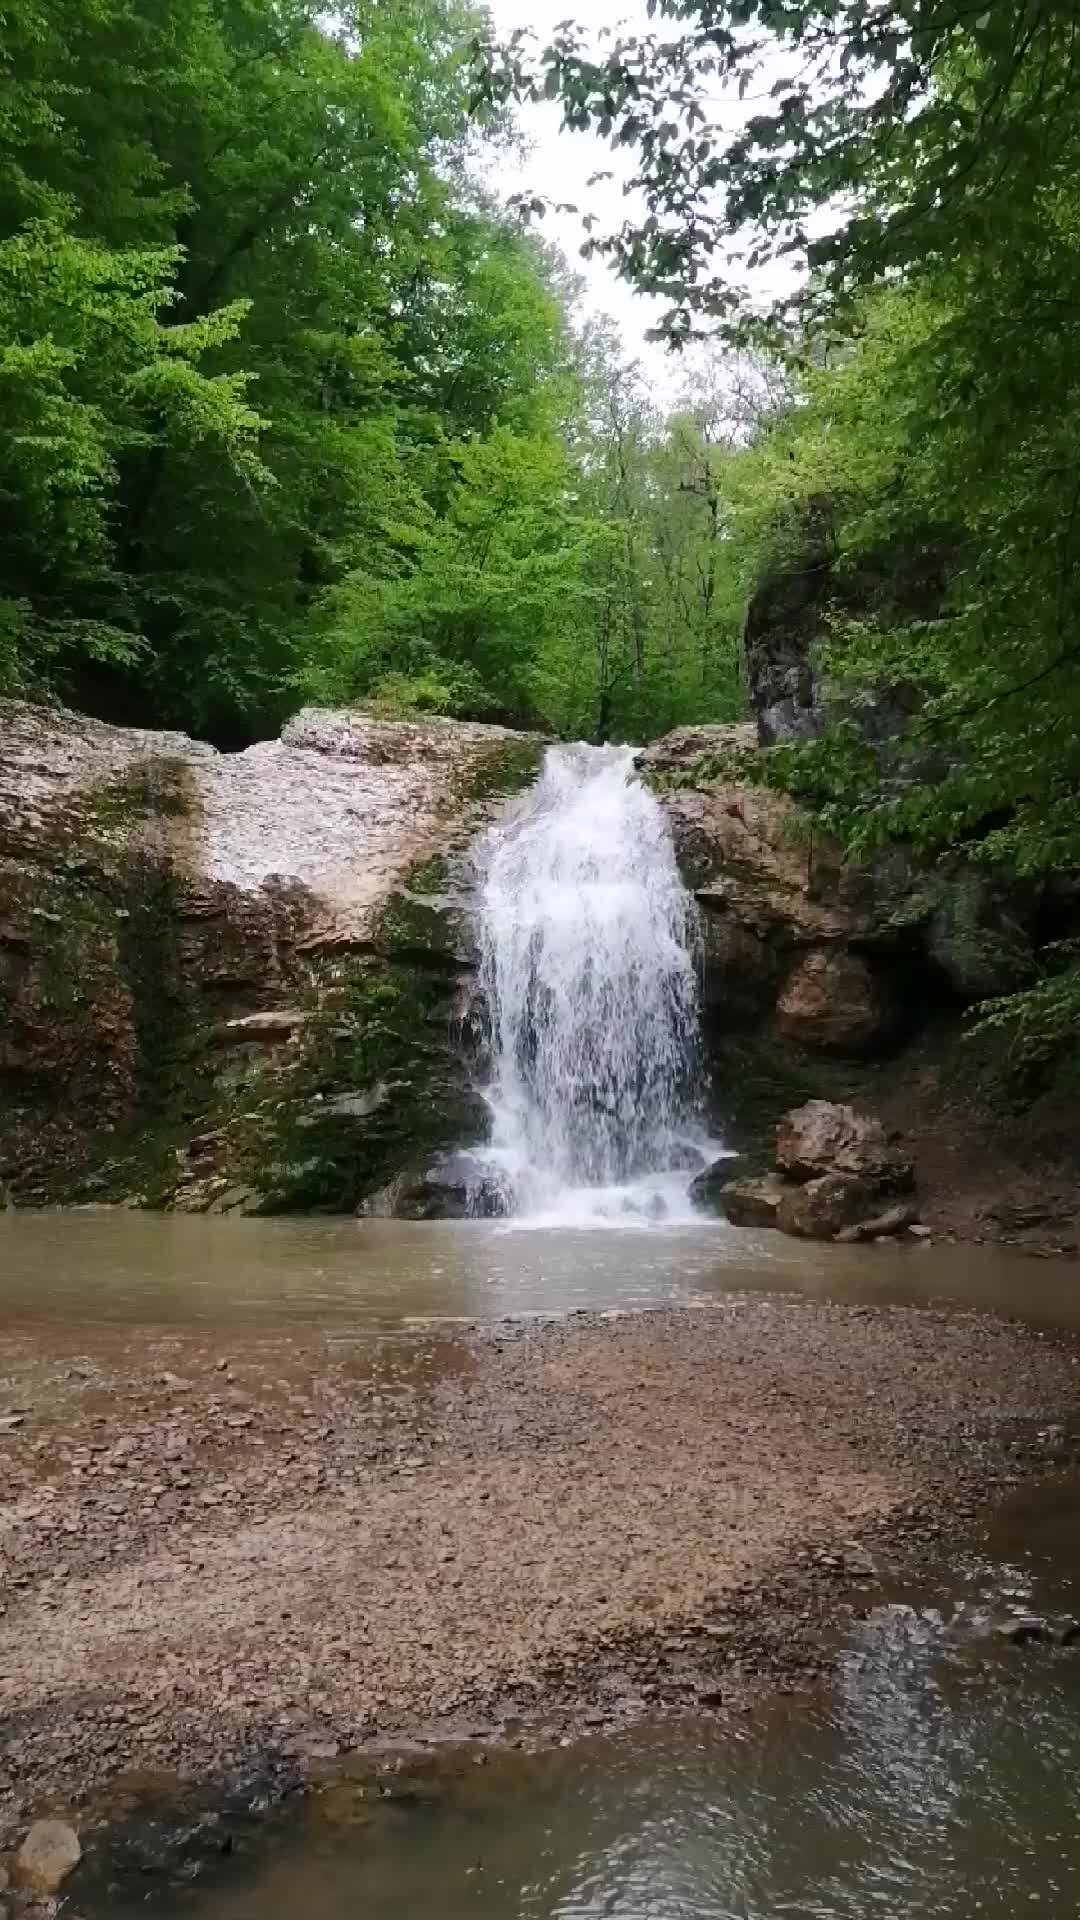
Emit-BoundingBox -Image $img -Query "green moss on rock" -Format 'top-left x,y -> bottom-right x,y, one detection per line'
234,956 -> 485,1213
460,736 -> 546,803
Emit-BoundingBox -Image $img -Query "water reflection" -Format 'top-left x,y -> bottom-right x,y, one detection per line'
103,1602 -> 1080,1919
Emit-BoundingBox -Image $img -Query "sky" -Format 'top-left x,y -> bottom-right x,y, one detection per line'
484,0 -> 695,397
482,0 -> 804,400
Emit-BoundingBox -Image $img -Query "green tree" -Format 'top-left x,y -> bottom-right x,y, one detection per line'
480,3 -> 1080,1038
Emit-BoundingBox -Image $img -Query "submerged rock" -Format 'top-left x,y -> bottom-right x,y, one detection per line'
687,1156 -> 742,1211
15,1820 -> 81,1894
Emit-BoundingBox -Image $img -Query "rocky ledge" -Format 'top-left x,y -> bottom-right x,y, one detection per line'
644,728 -> 1080,1255
0,701 -> 544,1213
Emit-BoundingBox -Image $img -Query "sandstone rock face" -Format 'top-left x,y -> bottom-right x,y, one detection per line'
0,699 -> 543,1209
644,726 -> 1044,1042
774,948 -> 896,1055
776,1101 -> 914,1191
15,1820 -> 81,1894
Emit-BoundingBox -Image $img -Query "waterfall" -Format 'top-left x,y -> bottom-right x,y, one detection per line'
470,743 -> 710,1225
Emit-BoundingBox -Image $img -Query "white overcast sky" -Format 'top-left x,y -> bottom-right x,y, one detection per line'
483,0 -> 809,396
485,0 -> 683,391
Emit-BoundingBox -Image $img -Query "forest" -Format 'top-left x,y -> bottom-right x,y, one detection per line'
4,0 -> 1080,1039
0,0 -> 766,748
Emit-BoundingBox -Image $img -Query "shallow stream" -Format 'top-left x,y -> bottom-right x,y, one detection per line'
4,1212 -> 1080,1915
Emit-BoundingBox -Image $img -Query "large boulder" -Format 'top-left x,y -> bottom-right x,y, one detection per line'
776,1173 -> 880,1240
717,1173 -> 788,1228
362,1151 -> 512,1221
775,1101 -> 914,1191
687,1154 -> 743,1211
774,948 -> 898,1056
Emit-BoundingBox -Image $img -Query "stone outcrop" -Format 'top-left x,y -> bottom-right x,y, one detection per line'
0,699 -> 544,1210
775,948 -> 898,1055
645,727 -> 1044,1043
362,1151 -> 511,1221
775,1172 -> 880,1239
775,1100 -> 913,1190
713,1101 -> 921,1243
742,509 -> 952,746
713,1171 -> 787,1229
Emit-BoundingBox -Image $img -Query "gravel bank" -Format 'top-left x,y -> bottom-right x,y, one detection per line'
1,1297 -> 1077,1832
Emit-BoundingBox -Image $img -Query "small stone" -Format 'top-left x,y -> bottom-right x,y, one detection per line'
995,1615 -> 1049,1645
15,1820 -> 82,1894
909,1223 -> 933,1239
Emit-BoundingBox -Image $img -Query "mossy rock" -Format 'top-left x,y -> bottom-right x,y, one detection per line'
460,736 -> 546,803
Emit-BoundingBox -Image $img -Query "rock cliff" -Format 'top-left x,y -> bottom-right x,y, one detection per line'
645,729 -> 1080,1254
2,696 -> 1077,1247
0,700 -> 542,1211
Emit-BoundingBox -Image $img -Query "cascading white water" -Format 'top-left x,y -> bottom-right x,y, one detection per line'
470,743 -> 714,1225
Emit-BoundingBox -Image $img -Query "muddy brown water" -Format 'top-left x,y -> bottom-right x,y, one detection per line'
5,1212 -> 1080,1918
3,1209 -> 1080,1330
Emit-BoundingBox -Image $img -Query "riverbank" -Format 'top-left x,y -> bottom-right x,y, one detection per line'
2,1294 -> 1077,1840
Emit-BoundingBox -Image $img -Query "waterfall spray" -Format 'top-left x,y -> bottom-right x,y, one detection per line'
470,744 -> 708,1224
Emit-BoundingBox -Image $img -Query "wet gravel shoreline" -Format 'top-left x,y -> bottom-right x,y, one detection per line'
2,1296 -> 1078,1844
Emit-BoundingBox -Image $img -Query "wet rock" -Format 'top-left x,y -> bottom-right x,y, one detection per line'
310,1084 -> 390,1123
15,1821 -> 81,1894
834,1202 -> 920,1244
777,1174 -> 880,1241
776,1101 -> 914,1191
0,699 -> 542,1209
687,1156 -> 742,1212
697,909 -> 786,1024
377,1153 -> 511,1222
717,1174 -> 790,1229
774,948 -> 897,1057
994,1614 -> 1050,1645
205,1183 -> 262,1216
